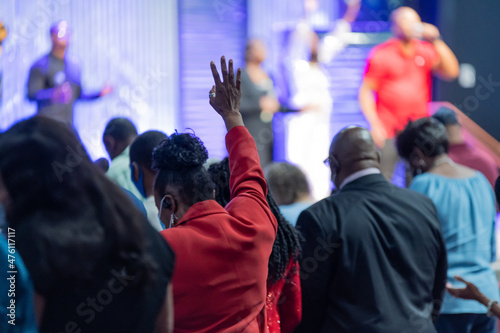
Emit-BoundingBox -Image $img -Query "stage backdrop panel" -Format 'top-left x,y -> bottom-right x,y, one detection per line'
0,0 -> 179,160
178,0 -> 247,160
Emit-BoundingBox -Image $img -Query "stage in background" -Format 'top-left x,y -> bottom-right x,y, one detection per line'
0,0 -> 179,160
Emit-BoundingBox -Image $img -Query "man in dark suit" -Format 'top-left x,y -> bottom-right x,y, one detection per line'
295,126 -> 447,333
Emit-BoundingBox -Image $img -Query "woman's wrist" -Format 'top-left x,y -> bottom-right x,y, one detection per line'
478,294 -> 491,307
223,113 -> 244,131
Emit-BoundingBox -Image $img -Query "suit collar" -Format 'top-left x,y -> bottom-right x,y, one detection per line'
340,173 -> 389,192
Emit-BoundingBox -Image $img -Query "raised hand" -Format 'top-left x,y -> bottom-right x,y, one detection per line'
209,56 -> 243,130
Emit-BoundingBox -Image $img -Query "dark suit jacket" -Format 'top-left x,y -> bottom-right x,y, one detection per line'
295,174 -> 447,333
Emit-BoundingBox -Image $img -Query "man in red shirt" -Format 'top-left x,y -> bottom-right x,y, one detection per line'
433,107 -> 499,188
359,6 -> 459,181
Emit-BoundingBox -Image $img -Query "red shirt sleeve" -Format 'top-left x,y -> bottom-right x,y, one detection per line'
421,41 -> 440,70
225,125 -> 277,232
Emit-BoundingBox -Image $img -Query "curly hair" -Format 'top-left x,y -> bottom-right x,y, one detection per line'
396,117 -> 449,161
153,131 -> 215,206
208,157 -> 301,284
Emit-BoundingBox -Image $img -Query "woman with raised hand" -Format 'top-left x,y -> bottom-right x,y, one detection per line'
154,56 -> 277,332
0,117 -> 175,333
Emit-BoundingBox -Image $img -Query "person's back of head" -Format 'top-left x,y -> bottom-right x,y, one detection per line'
103,117 -> 138,160
0,116 -> 156,291
265,162 -> 311,206
396,117 -> 449,174
153,131 -> 214,225
130,130 -> 168,198
329,126 -> 381,188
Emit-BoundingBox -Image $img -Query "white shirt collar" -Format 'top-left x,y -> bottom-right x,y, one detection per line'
339,168 -> 381,190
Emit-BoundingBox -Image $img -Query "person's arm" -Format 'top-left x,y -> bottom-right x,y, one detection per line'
278,260 -> 302,333
155,283 -> 174,333
421,23 -> 459,81
79,85 -> 113,100
294,210 -> 333,333
447,275 -> 500,318
210,56 -> 277,229
359,78 -> 387,148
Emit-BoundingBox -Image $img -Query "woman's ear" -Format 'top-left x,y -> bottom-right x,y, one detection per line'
162,194 -> 176,213
131,162 -> 140,182
409,147 -> 425,168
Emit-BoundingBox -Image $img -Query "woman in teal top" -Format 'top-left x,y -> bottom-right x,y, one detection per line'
397,117 -> 499,333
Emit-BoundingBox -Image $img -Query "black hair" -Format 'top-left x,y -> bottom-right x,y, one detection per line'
396,117 -> 449,161
265,162 -> 311,206
130,130 -> 168,170
153,131 -> 214,206
103,117 -> 138,142
208,157 -> 301,284
0,117 -> 157,292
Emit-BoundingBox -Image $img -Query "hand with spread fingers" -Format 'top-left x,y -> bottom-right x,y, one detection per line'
209,56 -> 243,130
446,275 -> 486,303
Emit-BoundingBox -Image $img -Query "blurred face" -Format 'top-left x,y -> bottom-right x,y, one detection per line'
50,22 -> 71,49
248,40 -> 266,63
391,8 -> 422,41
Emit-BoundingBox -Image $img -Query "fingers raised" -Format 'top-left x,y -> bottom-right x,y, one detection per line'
454,276 -> 467,284
210,61 -> 221,86
221,56 -> 228,85
236,68 -> 241,91
228,59 -> 234,86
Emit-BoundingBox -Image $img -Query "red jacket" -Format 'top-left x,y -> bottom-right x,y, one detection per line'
161,126 -> 278,332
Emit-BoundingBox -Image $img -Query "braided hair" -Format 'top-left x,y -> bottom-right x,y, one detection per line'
208,157 -> 301,284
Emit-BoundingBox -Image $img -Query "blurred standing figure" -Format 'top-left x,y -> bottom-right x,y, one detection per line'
286,0 -> 360,200
240,39 -> 280,167
27,21 -> 112,127
359,7 -> 459,182
397,118 -> 499,333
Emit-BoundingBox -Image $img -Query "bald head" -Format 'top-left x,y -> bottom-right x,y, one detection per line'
390,6 -> 422,41
329,126 -> 380,187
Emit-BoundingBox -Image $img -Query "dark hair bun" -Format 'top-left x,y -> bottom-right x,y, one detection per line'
152,132 -> 208,171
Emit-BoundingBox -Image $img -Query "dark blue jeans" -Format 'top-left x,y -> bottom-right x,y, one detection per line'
435,313 -> 497,333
